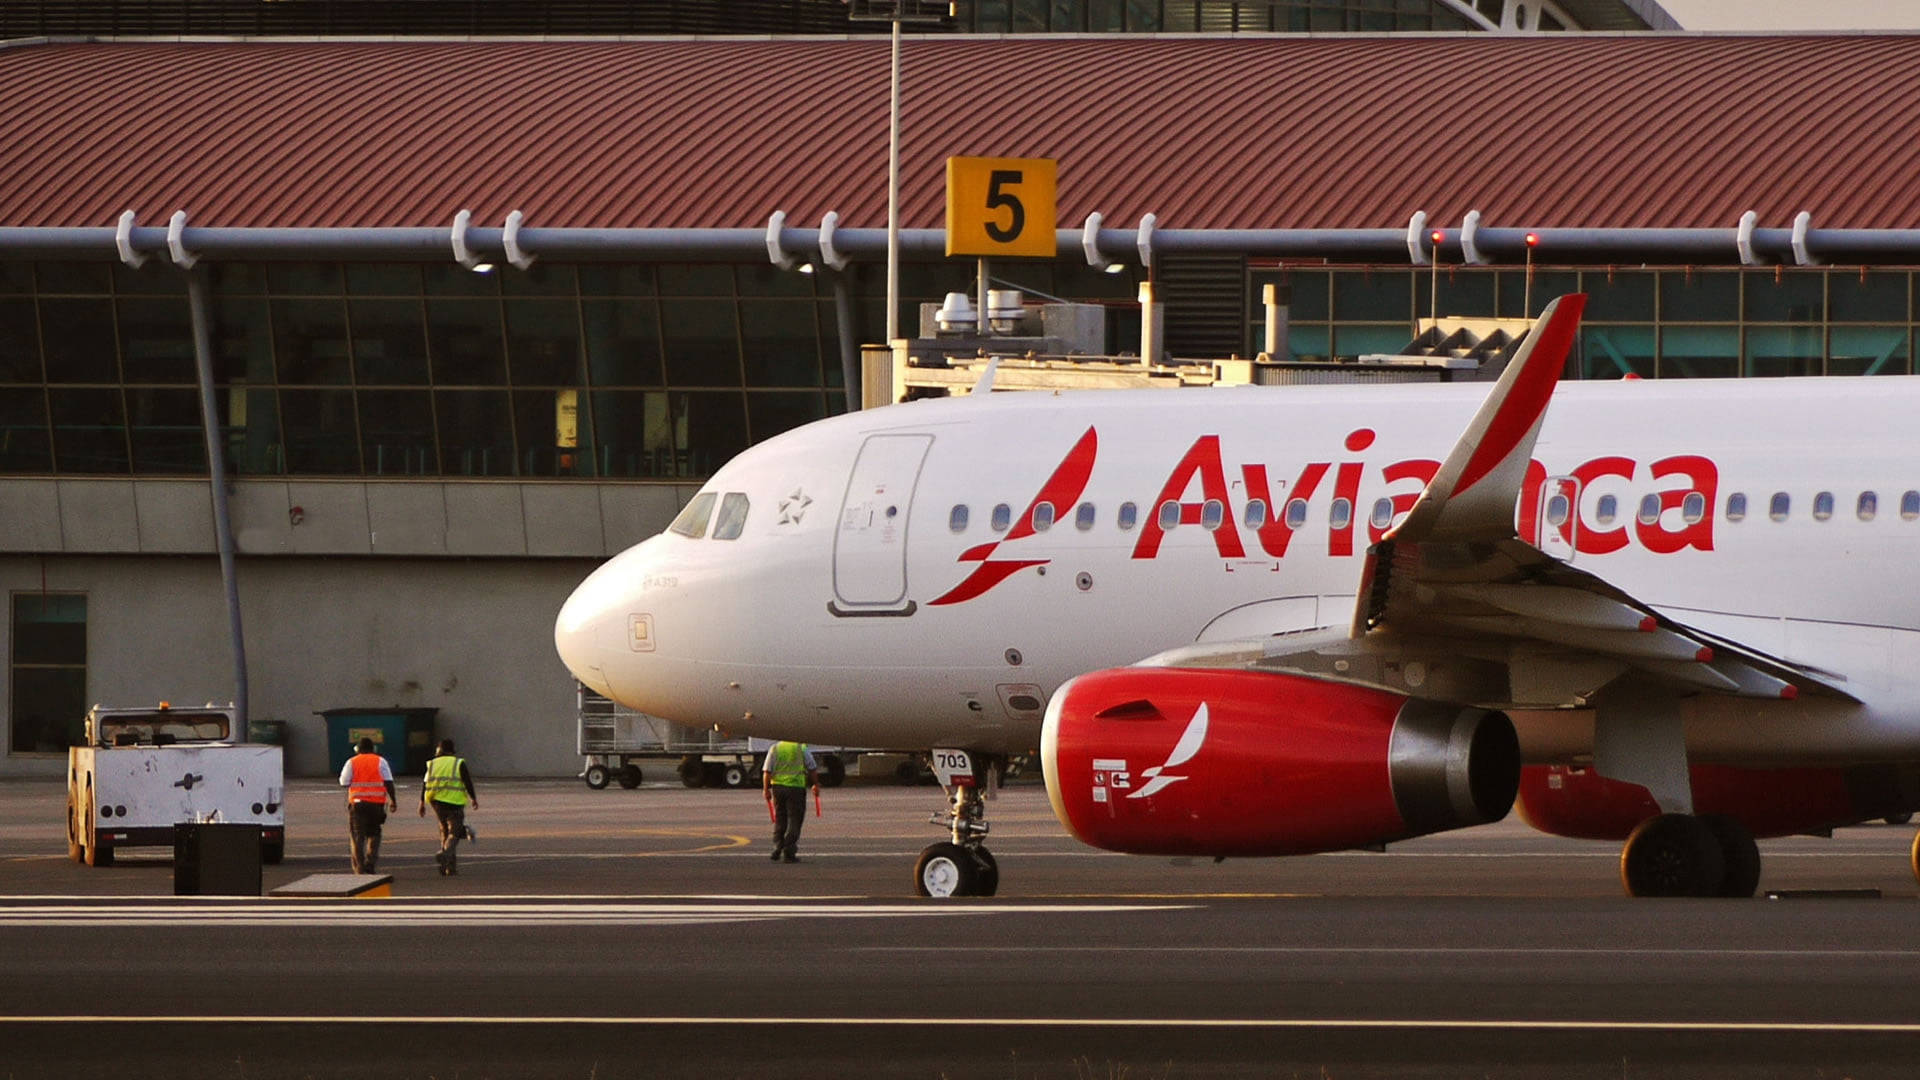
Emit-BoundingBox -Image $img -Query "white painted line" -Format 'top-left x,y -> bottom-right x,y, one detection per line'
5,1016 -> 1920,1034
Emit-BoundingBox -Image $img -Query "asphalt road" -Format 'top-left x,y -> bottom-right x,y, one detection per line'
3,777 -> 1919,1078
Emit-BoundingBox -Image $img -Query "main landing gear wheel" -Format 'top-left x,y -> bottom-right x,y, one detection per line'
915,842 -> 974,897
618,764 -> 643,789
678,757 -> 706,788
1621,813 -> 1725,897
1699,814 -> 1760,898
584,764 -> 610,790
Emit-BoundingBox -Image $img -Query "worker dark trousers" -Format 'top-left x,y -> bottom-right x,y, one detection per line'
430,800 -> 465,873
771,785 -> 807,858
348,801 -> 387,873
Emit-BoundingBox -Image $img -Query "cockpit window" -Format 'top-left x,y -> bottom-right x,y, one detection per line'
712,492 -> 750,540
668,491 -> 717,539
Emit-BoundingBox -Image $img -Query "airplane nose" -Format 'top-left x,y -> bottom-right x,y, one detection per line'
554,548 -> 646,700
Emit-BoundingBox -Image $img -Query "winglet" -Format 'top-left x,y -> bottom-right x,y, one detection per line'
1387,294 -> 1587,543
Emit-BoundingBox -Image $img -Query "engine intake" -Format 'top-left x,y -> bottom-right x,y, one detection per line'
1042,667 -> 1518,857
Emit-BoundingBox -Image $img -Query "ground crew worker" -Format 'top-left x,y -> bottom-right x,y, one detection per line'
419,738 -> 479,876
337,737 -> 397,874
761,739 -> 818,863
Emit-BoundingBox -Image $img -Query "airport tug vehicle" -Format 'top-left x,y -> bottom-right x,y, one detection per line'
66,702 -> 285,867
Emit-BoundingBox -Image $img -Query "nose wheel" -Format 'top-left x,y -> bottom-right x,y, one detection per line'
914,750 -> 1000,898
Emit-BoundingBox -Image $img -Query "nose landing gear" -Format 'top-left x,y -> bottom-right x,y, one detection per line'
914,749 -> 1000,898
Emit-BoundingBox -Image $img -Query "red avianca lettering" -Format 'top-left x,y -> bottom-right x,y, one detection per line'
933,426 -> 1719,605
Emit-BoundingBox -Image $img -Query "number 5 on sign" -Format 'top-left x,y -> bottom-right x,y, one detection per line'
945,156 -> 1057,258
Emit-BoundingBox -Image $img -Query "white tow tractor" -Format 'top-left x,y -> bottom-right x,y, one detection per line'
66,702 -> 285,867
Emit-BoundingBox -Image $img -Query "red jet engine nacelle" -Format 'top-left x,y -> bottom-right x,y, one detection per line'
1041,667 -> 1520,857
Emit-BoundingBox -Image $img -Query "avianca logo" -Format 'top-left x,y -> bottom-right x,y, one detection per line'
1088,702 -> 1211,803
1129,703 -> 1209,800
928,426 -> 1097,606
931,424 -> 1720,606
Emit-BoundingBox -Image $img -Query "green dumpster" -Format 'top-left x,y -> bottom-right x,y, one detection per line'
318,707 -> 438,775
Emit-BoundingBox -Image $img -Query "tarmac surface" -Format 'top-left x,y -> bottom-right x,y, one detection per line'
3,775 -> 1920,1078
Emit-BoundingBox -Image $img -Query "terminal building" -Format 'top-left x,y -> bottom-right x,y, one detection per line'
9,13 -> 1920,776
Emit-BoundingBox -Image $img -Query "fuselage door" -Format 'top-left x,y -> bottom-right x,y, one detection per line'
1532,475 -> 1580,562
831,433 -> 933,614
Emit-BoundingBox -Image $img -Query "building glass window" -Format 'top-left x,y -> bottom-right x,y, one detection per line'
359,389 -> 437,476
1831,272 -> 1907,323
115,298 -> 196,384
10,592 -> 87,755
1578,325 -> 1655,379
0,388 -> 51,471
1582,271 -> 1655,322
39,297 -> 117,383
279,389 -> 360,474
125,387 -> 206,474
48,387 -> 128,473
747,391 -> 826,446
1747,272 -> 1824,323
505,299 -> 585,386
271,298 -> 352,384
435,389 -> 515,476
0,297 -> 42,382
1828,327 -> 1910,376
660,299 -> 740,388
1661,271 -> 1741,322
1659,326 -> 1739,379
427,299 -> 508,386
349,299 -> 431,386
1745,325 -> 1822,378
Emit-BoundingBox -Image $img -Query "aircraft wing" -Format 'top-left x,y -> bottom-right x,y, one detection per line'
1143,294 -> 1855,708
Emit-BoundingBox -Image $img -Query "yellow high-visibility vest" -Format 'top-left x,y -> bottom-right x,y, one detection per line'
424,755 -> 468,805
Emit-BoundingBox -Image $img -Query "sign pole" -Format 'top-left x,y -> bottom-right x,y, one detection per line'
885,16 -> 902,345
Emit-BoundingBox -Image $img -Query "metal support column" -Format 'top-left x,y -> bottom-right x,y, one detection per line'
831,271 -> 861,412
186,271 -> 249,731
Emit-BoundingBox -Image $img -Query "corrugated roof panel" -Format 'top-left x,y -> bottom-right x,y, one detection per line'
3,35 -> 1920,231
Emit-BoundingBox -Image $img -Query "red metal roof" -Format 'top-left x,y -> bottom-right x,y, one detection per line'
3,35 -> 1919,231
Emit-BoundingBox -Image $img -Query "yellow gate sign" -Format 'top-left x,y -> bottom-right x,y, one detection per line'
945,156 -> 1057,258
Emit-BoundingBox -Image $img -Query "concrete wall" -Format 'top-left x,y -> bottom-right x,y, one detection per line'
0,477 -> 697,778
0,478 -> 693,559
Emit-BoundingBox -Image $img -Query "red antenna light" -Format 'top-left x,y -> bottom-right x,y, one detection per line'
1430,230 -> 1445,243
1525,232 -> 1539,247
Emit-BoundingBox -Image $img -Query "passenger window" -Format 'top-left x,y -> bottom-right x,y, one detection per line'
1858,492 -> 1877,521
1545,493 -> 1570,528
1245,498 -> 1268,529
949,504 -> 969,533
1032,501 -> 1055,532
1636,493 -> 1661,525
1596,493 -> 1617,526
712,492 -> 750,540
1813,491 -> 1834,521
1329,498 -> 1353,532
1075,502 -> 1096,531
1369,497 -> 1393,531
1200,499 -> 1224,531
1725,493 -> 1746,522
1680,492 -> 1705,525
668,491 -> 717,539
1117,501 -> 1138,531
1157,500 -> 1180,531
991,503 -> 1012,532
1904,491 -> 1920,520
1284,498 -> 1309,529
1769,492 -> 1790,521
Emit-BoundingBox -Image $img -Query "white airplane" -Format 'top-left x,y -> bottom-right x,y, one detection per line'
555,294 -> 1920,898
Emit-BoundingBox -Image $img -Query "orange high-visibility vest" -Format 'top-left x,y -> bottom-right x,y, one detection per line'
348,753 -> 388,803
